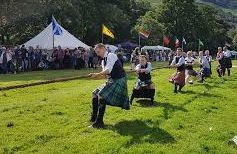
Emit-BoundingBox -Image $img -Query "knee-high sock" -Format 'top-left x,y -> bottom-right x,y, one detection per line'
91,96 -> 99,121
96,99 -> 106,123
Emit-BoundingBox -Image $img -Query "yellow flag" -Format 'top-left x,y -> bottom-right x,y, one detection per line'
102,24 -> 115,39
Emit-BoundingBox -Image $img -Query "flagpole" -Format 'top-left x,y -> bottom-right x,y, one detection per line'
139,35 -> 141,47
163,35 -> 165,47
182,41 -> 184,51
101,25 -> 104,43
198,40 -> 200,52
53,33 -> 54,48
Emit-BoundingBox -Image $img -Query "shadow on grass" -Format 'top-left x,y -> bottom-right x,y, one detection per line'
180,90 -> 223,98
134,100 -> 188,119
107,120 -> 175,147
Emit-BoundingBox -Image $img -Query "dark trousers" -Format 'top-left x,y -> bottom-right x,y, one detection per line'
88,57 -> 94,68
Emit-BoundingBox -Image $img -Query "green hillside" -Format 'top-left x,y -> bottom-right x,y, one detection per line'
143,0 -> 237,27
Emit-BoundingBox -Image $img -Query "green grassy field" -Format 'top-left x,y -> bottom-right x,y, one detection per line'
0,61 -> 237,154
0,62 -> 167,87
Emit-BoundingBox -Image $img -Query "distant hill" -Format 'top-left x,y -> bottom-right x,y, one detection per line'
142,0 -> 237,27
200,0 -> 237,9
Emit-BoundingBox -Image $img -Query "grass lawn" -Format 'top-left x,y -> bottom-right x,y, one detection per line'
0,61 -> 237,153
0,62 -> 168,87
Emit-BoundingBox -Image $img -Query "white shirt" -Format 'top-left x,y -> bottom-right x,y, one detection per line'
185,57 -> 195,65
199,56 -> 210,69
171,56 -> 185,66
135,62 -> 152,73
101,51 -> 118,73
223,50 -> 232,58
0,51 -> 12,63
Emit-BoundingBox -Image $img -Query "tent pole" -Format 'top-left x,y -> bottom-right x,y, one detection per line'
53,33 -> 54,48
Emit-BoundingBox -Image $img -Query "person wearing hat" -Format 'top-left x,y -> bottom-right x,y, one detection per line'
89,43 -> 130,128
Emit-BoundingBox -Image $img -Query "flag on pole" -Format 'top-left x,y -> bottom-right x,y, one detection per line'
163,36 -> 170,46
175,37 -> 180,48
182,37 -> 187,45
139,29 -> 150,39
199,39 -> 204,46
52,16 -> 63,35
102,24 -> 115,39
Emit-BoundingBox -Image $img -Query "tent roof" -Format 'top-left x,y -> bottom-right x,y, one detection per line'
117,41 -> 139,49
141,45 -> 171,51
105,44 -> 118,53
24,22 -> 90,50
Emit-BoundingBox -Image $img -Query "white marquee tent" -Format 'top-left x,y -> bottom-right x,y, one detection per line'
141,45 -> 171,51
24,22 -> 90,50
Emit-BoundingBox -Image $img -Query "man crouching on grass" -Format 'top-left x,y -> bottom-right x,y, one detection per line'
88,43 -> 130,129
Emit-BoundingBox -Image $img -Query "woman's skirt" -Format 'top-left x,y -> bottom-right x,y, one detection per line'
93,77 -> 130,110
169,71 -> 185,86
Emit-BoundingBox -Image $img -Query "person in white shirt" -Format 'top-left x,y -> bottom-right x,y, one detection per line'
223,46 -> 232,76
130,55 -> 155,105
169,48 -> 186,93
185,51 -> 199,84
205,50 -> 213,75
89,43 -> 129,128
199,51 -> 210,82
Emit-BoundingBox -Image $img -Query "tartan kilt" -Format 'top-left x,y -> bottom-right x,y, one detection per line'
93,77 -> 130,110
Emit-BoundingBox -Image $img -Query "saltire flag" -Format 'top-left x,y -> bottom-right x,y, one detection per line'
52,16 -> 63,35
182,37 -> 187,45
163,36 -> 170,46
102,24 -> 115,39
139,29 -> 150,39
199,39 -> 204,46
175,37 -> 180,48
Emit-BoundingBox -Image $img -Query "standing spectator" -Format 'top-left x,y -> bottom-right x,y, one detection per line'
84,49 -> 89,68
15,45 -> 23,72
88,48 -> 94,69
130,48 -> 140,70
117,52 -> 124,67
51,48 -> 59,69
21,45 -> 29,72
28,46 -> 35,70
0,47 -> 7,73
0,47 -> 13,74
63,48 -> 71,69
93,51 -> 98,69
57,46 -> 65,69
